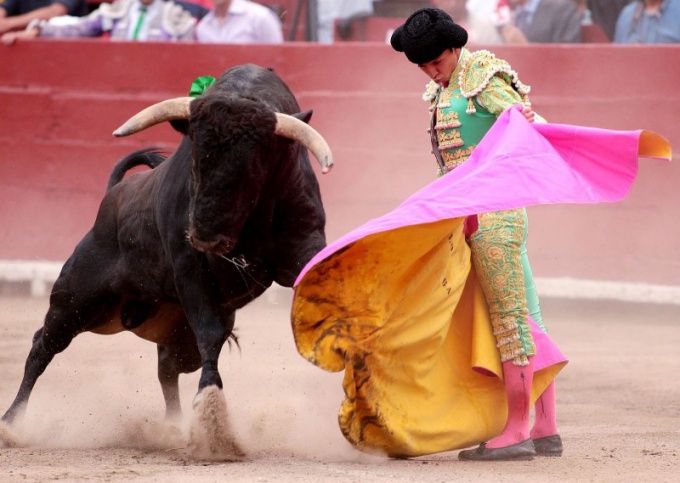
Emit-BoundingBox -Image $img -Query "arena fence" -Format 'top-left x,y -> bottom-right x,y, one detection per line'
1,41 -> 678,300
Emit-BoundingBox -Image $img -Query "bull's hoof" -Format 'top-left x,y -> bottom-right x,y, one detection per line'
188,385 -> 245,461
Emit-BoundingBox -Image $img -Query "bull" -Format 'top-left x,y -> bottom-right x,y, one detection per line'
1,64 -> 333,431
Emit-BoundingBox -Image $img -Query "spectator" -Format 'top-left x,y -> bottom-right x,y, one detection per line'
572,0 -> 609,43
432,0 -> 502,44
196,0 -> 283,43
497,0 -> 581,43
467,0 -> 496,18
319,0 -> 373,43
572,0 -> 590,22
0,0 -> 87,35
614,0 -> 680,43
318,0 -> 342,43
586,0 -> 633,40
1,0 -> 196,44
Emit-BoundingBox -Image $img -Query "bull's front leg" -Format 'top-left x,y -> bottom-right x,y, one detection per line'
173,258 -> 235,395
172,257 -> 244,459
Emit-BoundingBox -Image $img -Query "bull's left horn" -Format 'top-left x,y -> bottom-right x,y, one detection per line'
274,113 -> 334,174
113,97 -> 193,137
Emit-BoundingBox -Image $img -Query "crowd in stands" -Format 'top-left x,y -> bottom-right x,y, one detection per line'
1,0 -> 678,44
0,0 -> 284,43
327,0 -> 679,44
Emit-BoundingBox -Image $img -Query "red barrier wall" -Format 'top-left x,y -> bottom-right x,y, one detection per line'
1,41 -> 679,285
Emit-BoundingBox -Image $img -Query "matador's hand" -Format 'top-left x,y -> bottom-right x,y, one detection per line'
521,105 -> 536,123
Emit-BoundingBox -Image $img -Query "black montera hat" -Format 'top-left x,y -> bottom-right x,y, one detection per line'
390,8 -> 468,64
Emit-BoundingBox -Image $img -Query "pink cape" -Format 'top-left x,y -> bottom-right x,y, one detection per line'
297,106 -> 671,285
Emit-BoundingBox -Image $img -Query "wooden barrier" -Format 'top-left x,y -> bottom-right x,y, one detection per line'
1,40 -> 678,292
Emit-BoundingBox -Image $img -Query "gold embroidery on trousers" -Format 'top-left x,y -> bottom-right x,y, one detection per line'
469,210 -> 536,365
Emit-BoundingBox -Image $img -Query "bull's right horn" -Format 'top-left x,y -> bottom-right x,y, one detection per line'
274,113 -> 334,174
113,97 -> 193,137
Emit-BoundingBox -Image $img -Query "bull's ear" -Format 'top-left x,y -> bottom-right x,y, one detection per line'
294,110 -> 313,124
169,119 -> 190,135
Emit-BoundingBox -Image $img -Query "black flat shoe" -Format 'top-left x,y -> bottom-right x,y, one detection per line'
533,434 -> 563,456
458,439 -> 536,461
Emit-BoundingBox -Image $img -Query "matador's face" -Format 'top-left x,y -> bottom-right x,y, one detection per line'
417,48 -> 461,87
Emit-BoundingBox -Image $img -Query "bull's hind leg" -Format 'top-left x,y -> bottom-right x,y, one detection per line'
2,247 -> 120,424
2,291 -> 114,423
1,323 -> 70,423
157,339 -> 201,420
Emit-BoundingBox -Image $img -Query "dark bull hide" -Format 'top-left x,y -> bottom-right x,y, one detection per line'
2,64 -> 333,424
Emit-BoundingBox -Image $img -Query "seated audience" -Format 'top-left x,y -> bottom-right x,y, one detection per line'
317,0 -> 344,43
1,0 -> 196,44
495,0 -> 581,43
0,0 -> 87,34
432,0 -> 502,44
572,0 -> 610,42
614,0 -> 680,43
327,0 -> 374,43
334,0 -> 500,44
196,0 -> 283,43
468,0 -> 496,18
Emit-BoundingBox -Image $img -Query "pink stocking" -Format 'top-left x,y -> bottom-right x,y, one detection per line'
486,358 -> 534,448
530,380 -> 558,439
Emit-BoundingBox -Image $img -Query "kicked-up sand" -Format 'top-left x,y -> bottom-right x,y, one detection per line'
0,290 -> 678,482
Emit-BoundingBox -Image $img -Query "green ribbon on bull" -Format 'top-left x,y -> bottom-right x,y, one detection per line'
189,75 -> 216,98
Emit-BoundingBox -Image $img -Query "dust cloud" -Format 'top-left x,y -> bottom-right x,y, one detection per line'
0,293 -> 364,462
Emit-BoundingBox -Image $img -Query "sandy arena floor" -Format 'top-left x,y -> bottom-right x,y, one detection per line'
0,290 -> 678,482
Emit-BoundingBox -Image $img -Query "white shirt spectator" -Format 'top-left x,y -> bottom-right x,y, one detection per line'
126,0 -> 162,41
196,0 -> 283,43
468,0 -> 498,19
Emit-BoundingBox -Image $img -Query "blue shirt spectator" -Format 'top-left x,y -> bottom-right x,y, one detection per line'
614,0 -> 680,43
499,0 -> 581,43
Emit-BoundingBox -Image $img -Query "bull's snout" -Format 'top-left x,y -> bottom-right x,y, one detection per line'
188,232 -> 236,255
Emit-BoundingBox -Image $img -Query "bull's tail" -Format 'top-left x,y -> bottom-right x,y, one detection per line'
107,148 -> 166,191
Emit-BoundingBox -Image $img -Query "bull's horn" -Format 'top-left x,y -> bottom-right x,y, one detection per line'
275,113 -> 334,174
113,100 -> 333,174
113,97 -> 193,137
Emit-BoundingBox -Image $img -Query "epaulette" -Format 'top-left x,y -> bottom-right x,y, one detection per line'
457,50 -> 531,114
422,81 -> 441,103
98,0 -> 131,20
162,2 -> 196,37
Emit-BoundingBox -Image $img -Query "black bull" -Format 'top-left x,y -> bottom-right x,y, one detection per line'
2,64 -> 333,423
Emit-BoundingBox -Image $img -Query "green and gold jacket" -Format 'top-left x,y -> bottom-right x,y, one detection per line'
424,49 -> 532,176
